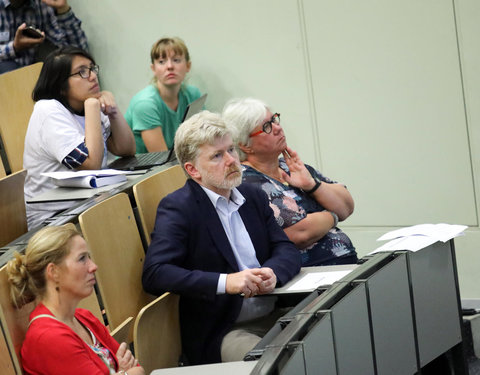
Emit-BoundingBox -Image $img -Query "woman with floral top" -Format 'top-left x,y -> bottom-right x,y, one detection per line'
223,98 -> 357,266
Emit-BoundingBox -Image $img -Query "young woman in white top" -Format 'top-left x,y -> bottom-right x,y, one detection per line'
23,46 -> 135,229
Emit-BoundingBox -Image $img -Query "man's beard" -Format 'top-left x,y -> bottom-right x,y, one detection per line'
222,167 -> 243,190
198,165 -> 243,191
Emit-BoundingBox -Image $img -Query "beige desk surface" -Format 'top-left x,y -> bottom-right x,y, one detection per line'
150,361 -> 258,375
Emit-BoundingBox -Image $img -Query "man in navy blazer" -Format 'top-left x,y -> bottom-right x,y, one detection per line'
142,111 -> 301,365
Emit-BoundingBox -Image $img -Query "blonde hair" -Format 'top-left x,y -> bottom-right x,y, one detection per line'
174,110 -> 232,171
6,224 -> 80,308
150,37 -> 190,64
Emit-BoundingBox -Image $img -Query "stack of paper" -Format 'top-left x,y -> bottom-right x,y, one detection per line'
286,270 -> 353,292
42,169 -> 128,189
371,223 -> 468,254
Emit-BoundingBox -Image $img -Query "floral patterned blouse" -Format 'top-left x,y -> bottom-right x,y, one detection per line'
242,159 -> 356,266
86,326 -> 117,374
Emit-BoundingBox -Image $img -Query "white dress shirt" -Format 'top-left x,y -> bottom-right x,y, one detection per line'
201,186 -> 276,322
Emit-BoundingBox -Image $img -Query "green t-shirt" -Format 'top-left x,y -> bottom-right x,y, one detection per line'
124,84 -> 202,153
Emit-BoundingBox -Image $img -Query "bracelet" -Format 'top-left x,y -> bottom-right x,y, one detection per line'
329,211 -> 339,228
304,176 -> 321,194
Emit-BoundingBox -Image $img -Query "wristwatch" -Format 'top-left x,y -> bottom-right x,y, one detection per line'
304,176 -> 322,194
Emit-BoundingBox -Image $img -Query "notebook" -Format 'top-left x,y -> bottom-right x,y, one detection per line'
42,169 -> 128,188
108,93 -> 207,171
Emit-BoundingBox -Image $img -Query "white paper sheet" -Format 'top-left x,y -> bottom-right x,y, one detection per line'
286,270 -> 352,291
377,223 -> 467,242
42,169 -> 128,179
370,235 -> 438,254
370,223 -> 468,254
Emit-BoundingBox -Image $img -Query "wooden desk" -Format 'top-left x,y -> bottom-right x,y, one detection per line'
0,161 -> 178,267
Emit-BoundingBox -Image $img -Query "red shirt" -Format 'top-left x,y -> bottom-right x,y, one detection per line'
22,303 -> 120,375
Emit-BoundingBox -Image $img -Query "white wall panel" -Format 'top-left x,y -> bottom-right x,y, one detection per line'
303,0 -> 476,226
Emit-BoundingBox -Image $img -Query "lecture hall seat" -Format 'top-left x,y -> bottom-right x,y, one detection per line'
0,265 -> 34,374
0,157 -> 6,178
0,63 -> 42,174
133,292 -> 181,373
133,164 -> 186,246
78,192 -> 155,340
0,170 -> 27,248
0,315 -> 16,375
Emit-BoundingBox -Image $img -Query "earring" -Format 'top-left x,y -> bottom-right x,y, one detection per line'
55,282 -> 59,292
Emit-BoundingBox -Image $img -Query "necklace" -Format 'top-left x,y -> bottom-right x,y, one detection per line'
245,161 -> 288,185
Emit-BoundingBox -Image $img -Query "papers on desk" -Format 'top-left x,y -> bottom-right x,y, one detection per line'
42,169 -> 128,189
371,223 -> 467,254
286,270 -> 353,292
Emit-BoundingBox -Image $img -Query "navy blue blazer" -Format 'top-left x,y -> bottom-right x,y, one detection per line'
142,179 -> 301,365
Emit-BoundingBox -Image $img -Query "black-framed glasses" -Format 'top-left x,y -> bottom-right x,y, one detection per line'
69,64 -> 99,79
249,113 -> 280,137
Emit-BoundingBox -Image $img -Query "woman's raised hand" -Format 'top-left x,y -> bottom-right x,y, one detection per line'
281,146 -> 316,191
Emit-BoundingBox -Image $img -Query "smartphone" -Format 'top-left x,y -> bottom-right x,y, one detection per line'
22,26 -> 43,39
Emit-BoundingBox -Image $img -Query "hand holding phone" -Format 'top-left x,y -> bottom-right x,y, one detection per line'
21,26 -> 43,39
13,24 -> 44,52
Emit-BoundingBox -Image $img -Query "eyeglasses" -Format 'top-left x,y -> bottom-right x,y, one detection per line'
69,65 -> 99,79
249,113 -> 281,137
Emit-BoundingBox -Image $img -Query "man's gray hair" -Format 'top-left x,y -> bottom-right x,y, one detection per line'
175,110 -> 233,170
222,98 -> 268,161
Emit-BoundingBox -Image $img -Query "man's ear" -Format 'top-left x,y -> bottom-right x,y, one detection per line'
184,162 -> 200,180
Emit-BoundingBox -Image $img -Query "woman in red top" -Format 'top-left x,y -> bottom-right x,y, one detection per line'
6,224 -> 144,375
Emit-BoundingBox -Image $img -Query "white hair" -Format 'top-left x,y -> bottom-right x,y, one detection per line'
222,98 -> 269,161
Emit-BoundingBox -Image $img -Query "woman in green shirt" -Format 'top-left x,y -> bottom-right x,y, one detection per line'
125,37 -> 202,153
